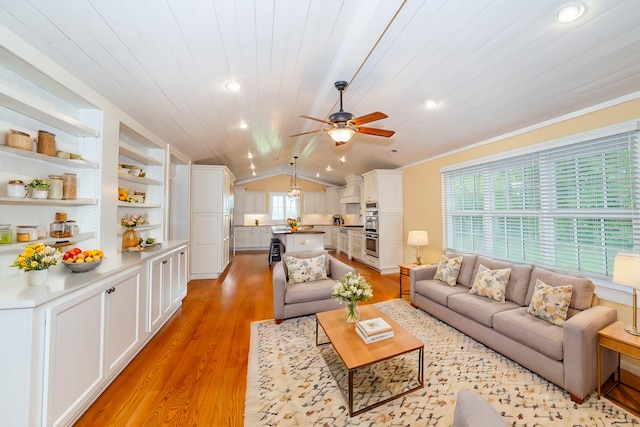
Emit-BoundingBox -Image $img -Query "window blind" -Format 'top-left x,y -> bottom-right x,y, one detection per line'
442,130 -> 640,279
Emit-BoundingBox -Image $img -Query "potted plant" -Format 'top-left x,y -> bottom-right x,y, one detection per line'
27,178 -> 50,199
11,242 -> 62,285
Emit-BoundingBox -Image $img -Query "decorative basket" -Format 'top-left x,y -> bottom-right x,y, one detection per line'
37,130 -> 56,156
5,129 -> 33,151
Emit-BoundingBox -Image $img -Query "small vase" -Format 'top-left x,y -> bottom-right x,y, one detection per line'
345,301 -> 360,323
28,269 -> 48,286
30,188 -> 48,199
122,228 -> 140,251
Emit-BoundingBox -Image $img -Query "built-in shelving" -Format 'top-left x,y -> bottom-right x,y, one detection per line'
0,197 -> 97,206
117,173 -> 162,186
0,145 -> 99,169
117,201 -> 161,209
0,232 -> 96,254
119,141 -> 163,166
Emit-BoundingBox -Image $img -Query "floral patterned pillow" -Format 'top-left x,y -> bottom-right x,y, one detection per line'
527,279 -> 573,326
284,254 -> 327,284
468,264 -> 511,302
433,255 -> 463,286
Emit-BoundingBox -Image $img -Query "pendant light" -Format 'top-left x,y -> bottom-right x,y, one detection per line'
288,156 -> 302,200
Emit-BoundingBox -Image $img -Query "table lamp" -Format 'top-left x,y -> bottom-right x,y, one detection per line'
612,252 -> 640,336
407,231 -> 429,265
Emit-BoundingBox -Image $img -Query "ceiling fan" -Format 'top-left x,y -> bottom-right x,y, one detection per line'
290,81 -> 395,146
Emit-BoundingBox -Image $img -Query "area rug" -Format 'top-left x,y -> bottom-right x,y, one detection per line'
245,299 -> 639,426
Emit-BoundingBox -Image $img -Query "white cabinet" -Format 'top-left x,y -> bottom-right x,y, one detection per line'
349,229 -> 365,262
0,50 -> 102,272
44,267 -> 143,427
234,187 -> 245,213
190,165 -> 235,279
362,170 -> 403,274
303,191 -> 326,214
244,191 -> 266,213
235,226 -> 271,250
148,253 -> 172,334
234,226 -> 247,248
314,226 -> 333,246
331,227 -> 339,249
325,188 -> 339,214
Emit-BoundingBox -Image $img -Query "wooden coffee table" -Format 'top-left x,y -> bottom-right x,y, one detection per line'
315,304 -> 424,416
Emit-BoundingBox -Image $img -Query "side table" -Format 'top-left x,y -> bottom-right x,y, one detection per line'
597,320 -> 640,415
398,263 -> 418,298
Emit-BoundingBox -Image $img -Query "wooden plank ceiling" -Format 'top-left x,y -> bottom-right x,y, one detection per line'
0,0 -> 639,186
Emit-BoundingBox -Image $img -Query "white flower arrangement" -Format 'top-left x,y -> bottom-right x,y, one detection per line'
331,272 -> 373,304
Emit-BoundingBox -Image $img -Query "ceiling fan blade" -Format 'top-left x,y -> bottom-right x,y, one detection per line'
356,126 -> 395,138
289,129 -> 324,137
299,115 -> 333,125
351,111 -> 388,126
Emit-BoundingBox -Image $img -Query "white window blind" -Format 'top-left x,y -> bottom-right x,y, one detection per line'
442,130 -> 640,279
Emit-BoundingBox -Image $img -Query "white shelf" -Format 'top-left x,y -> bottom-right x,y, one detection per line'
0,145 -> 99,169
117,224 -> 161,236
119,141 -> 162,166
117,201 -> 161,208
0,232 -> 96,254
0,81 -> 100,137
118,173 -> 161,186
0,197 -> 97,206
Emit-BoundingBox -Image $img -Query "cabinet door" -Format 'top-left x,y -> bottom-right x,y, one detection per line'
148,256 -> 164,333
363,174 -> 377,202
191,168 -> 222,212
105,268 -> 142,376
261,227 -> 272,247
175,247 -> 188,303
45,288 -> 105,427
161,255 -> 173,317
234,188 -> 245,213
234,227 -> 246,248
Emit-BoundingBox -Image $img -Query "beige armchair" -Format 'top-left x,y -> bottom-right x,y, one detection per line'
272,250 -> 355,324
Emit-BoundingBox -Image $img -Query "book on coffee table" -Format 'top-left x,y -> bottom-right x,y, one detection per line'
356,317 -> 393,337
355,326 -> 394,344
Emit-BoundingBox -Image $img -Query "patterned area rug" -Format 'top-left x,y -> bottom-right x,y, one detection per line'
245,299 -> 640,426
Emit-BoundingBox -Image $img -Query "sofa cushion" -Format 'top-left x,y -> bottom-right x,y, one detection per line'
472,256 -> 532,306
284,278 -> 336,304
282,250 -> 331,279
453,390 -> 506,427
527,279 -> 573,326
415,279 -> 468,306
284,254 -> 327,284
446,253 -> 477,287
526,267 -> 594,310
469,264 -> 511,302
493,307 -> 564,361
448,292 -> 521,328
433,255 -> 463,286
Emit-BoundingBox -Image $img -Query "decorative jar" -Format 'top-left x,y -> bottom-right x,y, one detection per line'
47,175 -> 63,199
0,224 -> 12,244
7,180 -> 26,198
122,228 -> 140,251
62,173 -> 77,200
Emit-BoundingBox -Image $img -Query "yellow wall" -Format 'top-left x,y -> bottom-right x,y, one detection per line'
402,98 -> 640,265
238,174 -> 328,211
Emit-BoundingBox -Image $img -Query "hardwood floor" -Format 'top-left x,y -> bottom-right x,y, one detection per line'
74,251 -> 402,426
74,251 -> 639,426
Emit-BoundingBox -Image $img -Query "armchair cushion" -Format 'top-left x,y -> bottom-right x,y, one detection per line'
284,254 -> 327,284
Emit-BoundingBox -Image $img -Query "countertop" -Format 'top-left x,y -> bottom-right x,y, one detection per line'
0,240 -> 189,310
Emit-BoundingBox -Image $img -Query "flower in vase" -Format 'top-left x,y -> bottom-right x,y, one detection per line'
121,213 -> 146,227
12,242 -> 62,271
331,272 -> 373,305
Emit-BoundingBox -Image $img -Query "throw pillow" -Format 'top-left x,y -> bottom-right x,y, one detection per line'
284,254 -> 327,285
527,279 -> 573,326
468,264 -> 511,302
433,255 -> 463,286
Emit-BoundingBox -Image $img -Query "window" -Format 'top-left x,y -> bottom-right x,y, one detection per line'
270,192 -> 299,221
442,128 -> 640,279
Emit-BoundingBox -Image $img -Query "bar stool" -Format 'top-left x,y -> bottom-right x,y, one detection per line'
269,237 -> 285,268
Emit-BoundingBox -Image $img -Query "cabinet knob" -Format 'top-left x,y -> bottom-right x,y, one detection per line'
162,260 -> 168,264
105,286 -> 116,294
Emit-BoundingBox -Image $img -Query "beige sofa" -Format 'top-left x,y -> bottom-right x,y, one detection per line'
410,253 -> 618,402
272,250 -> 355,324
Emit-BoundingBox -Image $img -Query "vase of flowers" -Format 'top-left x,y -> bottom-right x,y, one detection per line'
121,214 -> 145,251
287,218 -> 298,232
27,178 -> 50,199
331,272 -> 373,323
11,242 -> 62,285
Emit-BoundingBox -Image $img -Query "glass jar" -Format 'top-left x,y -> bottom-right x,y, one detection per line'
122,228 -> 140,251
17,226 -> 37,242
62,173 -> 77,200
7,180 -> 26,198
0,224 -> 11,244
48,175 -> 63,200
64,220 -> 78,236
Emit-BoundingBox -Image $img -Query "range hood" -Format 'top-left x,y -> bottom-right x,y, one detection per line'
340,174 -> 363,204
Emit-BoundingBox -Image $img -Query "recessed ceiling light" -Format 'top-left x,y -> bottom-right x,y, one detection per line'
226,81 -> 241,91
555,3 -> 585,23
252,171 -> 256,176
425,99 -> 440,109
326,166 -> 332,171
247,151 -> 253,159
239,121 -> 248,129
316,172 -> 320,178
250,163 -> 255,169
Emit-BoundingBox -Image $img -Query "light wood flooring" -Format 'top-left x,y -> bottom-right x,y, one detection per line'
74,251 -> 639,426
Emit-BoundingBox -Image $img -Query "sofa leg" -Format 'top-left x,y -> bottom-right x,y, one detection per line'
275,319 -> 282,324
569,394 -> 583,404
410,303 -> 418,308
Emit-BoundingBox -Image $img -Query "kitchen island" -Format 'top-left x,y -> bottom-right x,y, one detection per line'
271,226 -> 325,252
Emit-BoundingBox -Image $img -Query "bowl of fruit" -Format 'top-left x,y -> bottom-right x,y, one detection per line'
62,247 -> 105,273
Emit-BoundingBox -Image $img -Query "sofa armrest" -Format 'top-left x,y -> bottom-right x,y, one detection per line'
328,255 -> 356,280
272,261 -> 287,321
409,265 -> 437,300
563,305 -> 618,400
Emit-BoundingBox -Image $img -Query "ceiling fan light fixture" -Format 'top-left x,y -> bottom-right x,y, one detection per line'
555,2 -> 585,23
225,81 -> 241,91
328,127 -> 355,143
425,99 -> 440,109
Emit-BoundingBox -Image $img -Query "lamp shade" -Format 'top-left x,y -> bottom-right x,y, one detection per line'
613,253 -> 640,290
407,231 -> 429,246
328,127 -> 355,143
